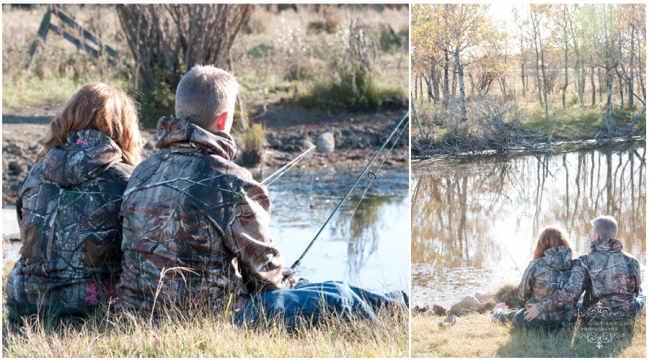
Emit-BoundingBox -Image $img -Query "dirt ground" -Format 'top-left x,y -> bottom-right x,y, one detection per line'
2,102 -> 408,207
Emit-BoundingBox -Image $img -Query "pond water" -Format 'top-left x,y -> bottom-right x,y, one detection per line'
2,165 -> 411,295
411,142 -> 646,309
264,165 -> 410,294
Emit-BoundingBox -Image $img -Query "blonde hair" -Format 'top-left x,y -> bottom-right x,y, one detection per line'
533,226 -> 572,259
175,65 -> 240,129
591,215 -> 618,240
36,82 -> 142,166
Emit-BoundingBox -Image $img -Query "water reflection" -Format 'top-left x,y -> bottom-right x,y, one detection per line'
412,142 -> 646,308
268,167 -> 409,292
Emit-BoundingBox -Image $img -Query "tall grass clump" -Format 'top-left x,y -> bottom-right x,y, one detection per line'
297,17 -> 405,111
239,123 -> 266,166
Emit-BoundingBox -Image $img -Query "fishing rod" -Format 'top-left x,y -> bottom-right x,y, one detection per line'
261,146 -> 316,187
282,111 -> 410,284
487,220 -> 524,277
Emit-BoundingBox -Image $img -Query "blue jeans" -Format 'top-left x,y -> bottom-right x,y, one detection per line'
493,308 -> 574,331
236,281 -> 408,328
577,293 -> 645,317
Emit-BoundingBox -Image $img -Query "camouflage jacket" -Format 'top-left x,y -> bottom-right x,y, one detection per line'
537,238 -> 641,321
116,117 -> 285,314
5,129 -> 133,312
518,245 -> 576,322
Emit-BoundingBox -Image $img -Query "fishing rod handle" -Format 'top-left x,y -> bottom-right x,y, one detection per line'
281,260 -> 301,286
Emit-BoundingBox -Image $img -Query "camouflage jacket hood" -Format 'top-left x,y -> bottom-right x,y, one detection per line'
42,129 -> 124,187
5,129 -> 133,311
155,116 -> 236,159
518,245 -> 576,322
590,237 -> 623,253
537,238 -> 641,321
117,117 -> 285,315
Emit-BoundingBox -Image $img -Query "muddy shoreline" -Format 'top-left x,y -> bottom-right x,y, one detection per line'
412,136 -> 645,166
2,103 -> 409,207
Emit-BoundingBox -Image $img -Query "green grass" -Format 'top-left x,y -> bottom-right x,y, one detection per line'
296,73 -> 405,111
522,103 -> 643,141
412,311 -> 645,358
2,75 -> 126,111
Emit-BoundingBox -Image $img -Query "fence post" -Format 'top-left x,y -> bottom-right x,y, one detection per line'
27,7 -> 51,73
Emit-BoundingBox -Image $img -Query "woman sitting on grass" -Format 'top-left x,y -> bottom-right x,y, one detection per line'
4,82 -> 142,325
493,226 -> 578,330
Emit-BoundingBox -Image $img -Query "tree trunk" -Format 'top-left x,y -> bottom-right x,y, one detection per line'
521,63 -> 526,98
639,74 -> 646,99
451,63 -> 457,99
419,75 -> 424,105
579,66 -> 586,106
455,51 -> 467,122
629,25 -> 634,108
618,70 -> 624,108
425,73 -> 432,103
430,65 -> 438,103
598,67 -> 603,103
540,49 -> 549,136
534,45 -> 543,107
414,74 -> 418,100
562,5 -> 569,109
605,66 -> 613,139
591,66 -> 596,106
443,50 -> 450,105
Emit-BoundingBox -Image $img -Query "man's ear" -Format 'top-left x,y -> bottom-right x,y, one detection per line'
216,112 -> 229,131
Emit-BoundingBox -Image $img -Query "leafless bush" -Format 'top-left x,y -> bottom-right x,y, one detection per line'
116,4 -> 253,92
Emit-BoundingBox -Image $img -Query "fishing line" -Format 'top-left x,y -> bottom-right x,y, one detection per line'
282,111 -> 410,284
306,166 -> 316,211
487,219 -> 524,277
348,118 -> 408,217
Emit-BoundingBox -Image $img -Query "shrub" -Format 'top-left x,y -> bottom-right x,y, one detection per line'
134,64 -> 179,127
297,72 -> 404,110
379,24 -> 401,53
247,43 -> 274,59
240,124 -> 265,166
296,18 -> 405,111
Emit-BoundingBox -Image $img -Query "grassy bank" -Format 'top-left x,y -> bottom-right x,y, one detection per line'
412,311 -> 646,358
3,309 -> 407,357
412,86 -> 646,156
2,260 -> 407,357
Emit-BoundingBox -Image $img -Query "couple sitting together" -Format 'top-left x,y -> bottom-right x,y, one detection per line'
493,217 -> 644,330
5,65 -> 406,327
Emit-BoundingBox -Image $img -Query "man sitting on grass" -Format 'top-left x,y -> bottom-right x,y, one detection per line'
116,65 -> 406,327
525,216 -> 644,324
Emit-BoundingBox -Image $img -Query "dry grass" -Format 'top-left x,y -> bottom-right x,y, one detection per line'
412,310 -> 646,358
3,308 -> 408,357
231,5 -> 408,111
2,5 -> 129,111
2,260 -> 408,358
